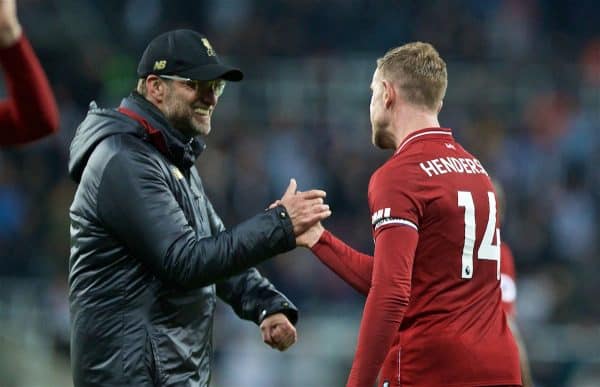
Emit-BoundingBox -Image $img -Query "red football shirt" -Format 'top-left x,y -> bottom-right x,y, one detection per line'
0,35 -> 59,146
500,243 -> 517,318
313,128 -> 521,387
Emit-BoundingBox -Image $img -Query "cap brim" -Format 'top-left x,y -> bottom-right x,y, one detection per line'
181,64 -> 244,82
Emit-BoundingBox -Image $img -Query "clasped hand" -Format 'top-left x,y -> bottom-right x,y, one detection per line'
270,179 -> 330,246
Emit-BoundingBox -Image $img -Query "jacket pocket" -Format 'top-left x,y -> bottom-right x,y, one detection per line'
145,329 -> 164,386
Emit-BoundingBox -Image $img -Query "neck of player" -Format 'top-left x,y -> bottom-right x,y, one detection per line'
393,105 -> 441,149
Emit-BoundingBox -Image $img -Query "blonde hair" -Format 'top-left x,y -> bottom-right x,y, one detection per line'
377,42 -> 447,111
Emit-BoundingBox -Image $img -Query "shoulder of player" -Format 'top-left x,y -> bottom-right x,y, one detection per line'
373,152 -> 422,180
369,154 -> 425,196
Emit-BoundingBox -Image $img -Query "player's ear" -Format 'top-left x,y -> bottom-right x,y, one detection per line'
146,75 -> 167,104
382,80 -> 395,109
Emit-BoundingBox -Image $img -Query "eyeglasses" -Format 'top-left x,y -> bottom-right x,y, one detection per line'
159,75 -> 226,97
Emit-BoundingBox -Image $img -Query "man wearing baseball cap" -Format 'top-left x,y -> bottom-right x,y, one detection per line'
67,29 -> 331,386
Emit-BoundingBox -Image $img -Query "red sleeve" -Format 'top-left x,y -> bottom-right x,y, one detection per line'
0,34 -> 59,146
346,225 -> 418,387
311,229 -> 373,296
368,158 -> 424,239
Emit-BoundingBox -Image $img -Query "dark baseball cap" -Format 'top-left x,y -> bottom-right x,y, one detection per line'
137,29 -> 243,82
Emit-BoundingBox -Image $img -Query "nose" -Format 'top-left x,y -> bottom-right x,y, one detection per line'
199,88 -> 217,107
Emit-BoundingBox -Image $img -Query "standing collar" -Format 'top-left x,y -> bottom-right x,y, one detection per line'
394,127 -> 453,155
121,92 -> 190,143
119,92 -> 206,169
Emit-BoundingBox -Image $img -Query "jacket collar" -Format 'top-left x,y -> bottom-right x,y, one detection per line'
119,92 -> 206,170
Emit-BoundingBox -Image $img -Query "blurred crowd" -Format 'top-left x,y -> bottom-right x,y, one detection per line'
0,1 -> 598,386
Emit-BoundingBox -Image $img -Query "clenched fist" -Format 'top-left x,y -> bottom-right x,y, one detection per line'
259,312 -> 297,351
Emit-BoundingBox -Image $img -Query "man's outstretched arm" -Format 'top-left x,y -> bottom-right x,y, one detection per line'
0,0 -> 59,146
304,224 -> 374,296
96,154 -> 330,289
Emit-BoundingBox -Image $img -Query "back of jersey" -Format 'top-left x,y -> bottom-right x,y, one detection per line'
368,128 -> 521,386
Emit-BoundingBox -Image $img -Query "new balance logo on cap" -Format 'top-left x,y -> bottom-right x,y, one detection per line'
153,60 -> 167,70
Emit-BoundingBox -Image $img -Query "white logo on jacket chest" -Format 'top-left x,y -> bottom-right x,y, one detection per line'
171,166 -> 184,180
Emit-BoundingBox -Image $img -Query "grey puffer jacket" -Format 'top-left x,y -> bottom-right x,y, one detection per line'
68,92 -> 298,387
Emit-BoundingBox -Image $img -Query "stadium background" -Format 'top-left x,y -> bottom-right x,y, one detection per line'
0,0 -> 598,386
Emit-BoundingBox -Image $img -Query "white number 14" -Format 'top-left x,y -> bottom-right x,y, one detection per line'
457,191 -> 501,280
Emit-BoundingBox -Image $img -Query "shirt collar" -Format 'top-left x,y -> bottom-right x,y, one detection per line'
394,127 -> 453,155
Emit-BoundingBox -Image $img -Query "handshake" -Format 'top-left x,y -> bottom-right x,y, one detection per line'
260,178 -> 330,352
269,178 -> 329,248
